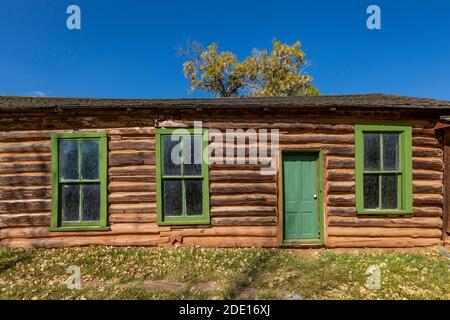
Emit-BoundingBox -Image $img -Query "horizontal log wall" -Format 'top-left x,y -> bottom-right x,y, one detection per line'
0,126 -> 172,248
0,109 -> 445,248
325,125 -> 443,248
157,112 -> 444,248
0,130 -> 53,248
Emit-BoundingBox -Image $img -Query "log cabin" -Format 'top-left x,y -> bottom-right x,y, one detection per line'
0,93 -> 450,248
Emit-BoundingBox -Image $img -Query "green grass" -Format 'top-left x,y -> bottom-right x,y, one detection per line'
0,246 -> 449,300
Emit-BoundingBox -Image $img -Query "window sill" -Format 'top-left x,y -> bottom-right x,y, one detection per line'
157,218 -> 210,226
356,210 -> 413,215
49,226 -> 110,232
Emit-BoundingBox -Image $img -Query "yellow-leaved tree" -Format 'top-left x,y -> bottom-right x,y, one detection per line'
179,39 -> 319,97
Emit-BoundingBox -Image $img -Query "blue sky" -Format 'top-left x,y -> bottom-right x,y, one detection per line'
0,0 -> 449,100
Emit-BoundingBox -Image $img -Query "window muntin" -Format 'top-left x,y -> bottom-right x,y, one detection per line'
362,132 -> 400,209
355,125 -> 412,214
50,132 -> 108,231
156,129 -> 209,225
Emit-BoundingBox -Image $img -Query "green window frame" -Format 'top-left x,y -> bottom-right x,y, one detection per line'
156,128 -> 210,225
50,132 -> 108,231
355,124 -> 412,215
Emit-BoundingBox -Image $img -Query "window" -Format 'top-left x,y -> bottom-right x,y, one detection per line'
50,132 -> 108,231
355,125 -> 412,214
156,128 -> 210,225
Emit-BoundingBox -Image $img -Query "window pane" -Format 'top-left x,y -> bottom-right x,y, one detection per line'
382,133 -> 399,171
163,180 -> 182,216
59,140 -> 79,180
363,175 -> 379,209
82,184 -> 101,221
381,174 -> 398,209
163,136 -> 182,176
184,136 -> 202,176
81,140 -> 99,180
363,133 -> 380,170
61,184 -> 80,222
185,180 -> 203,215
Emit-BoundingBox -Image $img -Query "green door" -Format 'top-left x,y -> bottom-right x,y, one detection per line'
282,153 -> 320,241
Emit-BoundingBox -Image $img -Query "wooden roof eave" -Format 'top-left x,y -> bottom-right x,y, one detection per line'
434,117 -> 450,130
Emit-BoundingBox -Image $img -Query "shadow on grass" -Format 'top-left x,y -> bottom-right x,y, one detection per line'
221,251 -> 274,299
0,250 -> 34,274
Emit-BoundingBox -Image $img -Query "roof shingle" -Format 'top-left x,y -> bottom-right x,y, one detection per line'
0,93 -> 449,110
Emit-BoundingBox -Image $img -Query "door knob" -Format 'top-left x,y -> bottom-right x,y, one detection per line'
313,194 -> 317,199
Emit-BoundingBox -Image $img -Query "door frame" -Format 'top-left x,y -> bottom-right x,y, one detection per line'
277,149 -> 325,246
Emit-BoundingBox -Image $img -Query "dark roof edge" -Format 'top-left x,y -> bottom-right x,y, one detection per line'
1,93 -> 450,110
